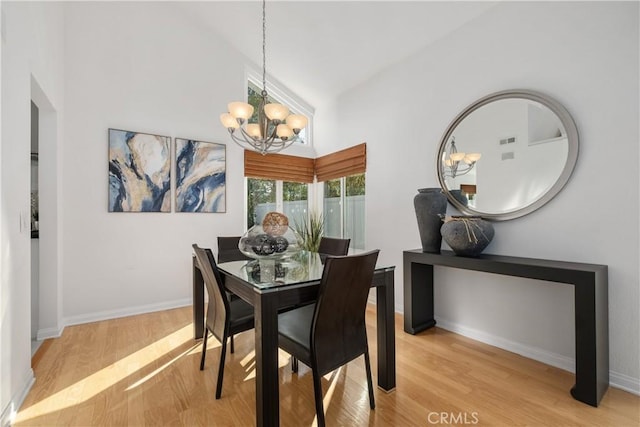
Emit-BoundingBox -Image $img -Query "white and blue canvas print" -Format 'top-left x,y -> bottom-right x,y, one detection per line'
108,129 -> 171,212
175,139 -> 226,213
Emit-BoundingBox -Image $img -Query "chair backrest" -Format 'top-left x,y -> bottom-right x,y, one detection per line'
310,250 -> 380,375
317,237 -> 351,256
217,236 -> 252,263
193,244 -> 230,341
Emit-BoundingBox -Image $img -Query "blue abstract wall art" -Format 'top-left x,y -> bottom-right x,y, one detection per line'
175,139 -> 226,213
108,129 -> 171,212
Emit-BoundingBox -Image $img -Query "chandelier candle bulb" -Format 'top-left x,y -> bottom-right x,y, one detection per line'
466,153 -> 482,162
286,114 -> 308,132
449,152 -> 466,162
228,102 -> 254,120
276,124 -> 294,140
220,113 -> 239,130
246,123 -> 262,138
264,103 -> 289,121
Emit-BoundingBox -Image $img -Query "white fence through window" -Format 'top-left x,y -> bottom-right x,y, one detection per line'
254,196 -> 365,250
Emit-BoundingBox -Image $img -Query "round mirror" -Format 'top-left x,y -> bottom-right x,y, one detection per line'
437,89 -> 579,221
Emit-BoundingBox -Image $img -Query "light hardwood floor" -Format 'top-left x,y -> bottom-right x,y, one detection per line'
15,306 -> 639,426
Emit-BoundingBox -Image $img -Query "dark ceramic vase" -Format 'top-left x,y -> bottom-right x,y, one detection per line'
441,216 -> 495,257
413,188 -> 447,253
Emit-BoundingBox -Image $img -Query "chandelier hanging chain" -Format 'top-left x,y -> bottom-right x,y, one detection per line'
262,0 -> 267,95
219,0 -> 308,155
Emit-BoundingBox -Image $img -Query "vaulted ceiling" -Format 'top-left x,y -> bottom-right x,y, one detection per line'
175,1 -> 499,108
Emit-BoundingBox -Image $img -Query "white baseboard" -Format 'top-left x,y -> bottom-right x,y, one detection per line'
610,371 -> 640,395
62,298 -> 192,328
435,317 -> 575,372
1,369 -> 35,427
435,317 -> 640,396
36,325 -> 65,340
36,298 -> 192,340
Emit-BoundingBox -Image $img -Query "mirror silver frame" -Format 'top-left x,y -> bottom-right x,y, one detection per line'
437,89 -> 579,221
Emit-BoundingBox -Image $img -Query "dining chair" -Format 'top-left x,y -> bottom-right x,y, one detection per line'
217,236 -> 252,263
317,237 -> 351,256
277,250 -> 380,426
192,244 -> 255,399
217,236 -> 251,335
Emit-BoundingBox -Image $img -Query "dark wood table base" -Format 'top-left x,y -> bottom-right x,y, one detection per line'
193,256 -> 396,426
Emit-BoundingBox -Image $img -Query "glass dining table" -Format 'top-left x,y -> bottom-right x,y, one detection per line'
192,250 -> 396,427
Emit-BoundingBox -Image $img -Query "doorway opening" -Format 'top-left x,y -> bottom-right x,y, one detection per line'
30,101 -> 40,355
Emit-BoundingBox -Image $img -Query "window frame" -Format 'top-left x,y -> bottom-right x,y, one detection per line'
245,66 -> 315,149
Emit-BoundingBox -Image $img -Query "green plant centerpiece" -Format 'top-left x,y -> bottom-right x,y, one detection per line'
440,216 -> 495,257
293,210 -> 324,252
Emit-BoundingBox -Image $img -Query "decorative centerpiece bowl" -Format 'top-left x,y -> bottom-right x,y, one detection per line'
440,216 -> 494,257
239,212 -> 302,260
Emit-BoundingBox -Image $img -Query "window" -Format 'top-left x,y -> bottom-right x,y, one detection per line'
323,179 -> 341,238
247,178 -> 276,228
283,181 -> 308,221
247,178 -> 309,229
323,173 -> 365,249
246,72 -> 313,146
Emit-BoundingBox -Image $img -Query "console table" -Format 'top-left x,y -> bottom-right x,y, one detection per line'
403,249 -> 608,407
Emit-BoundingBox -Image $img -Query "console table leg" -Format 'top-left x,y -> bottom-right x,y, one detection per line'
571,274 -> 609,407
403,256 -> 436,334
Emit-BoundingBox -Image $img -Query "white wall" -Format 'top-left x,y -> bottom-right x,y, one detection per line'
324,1 -> 639,392
60,1 -> 256,322
1,1 -> 65,423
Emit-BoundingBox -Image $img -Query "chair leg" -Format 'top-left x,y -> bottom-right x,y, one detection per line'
230,334 -> 235,354
200,329 -> 209,371
364,349 -> 375,409
312,369 -> 326,427
215,335 -> 228,399
291,356 -> 298,373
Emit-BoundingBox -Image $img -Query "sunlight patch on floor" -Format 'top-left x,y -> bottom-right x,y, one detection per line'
125,342 -> 201,391
308,368 -> 342,427
322,368 -> 342,408
17,324 -> 194,423
240,349 -> 292,381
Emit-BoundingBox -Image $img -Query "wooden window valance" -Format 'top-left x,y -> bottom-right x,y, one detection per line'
244,150 -> 315,183
314,143 -> 366,182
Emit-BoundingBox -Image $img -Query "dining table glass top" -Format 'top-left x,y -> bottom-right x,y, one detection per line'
217,250 -> 327,290
217,249 -> 390,290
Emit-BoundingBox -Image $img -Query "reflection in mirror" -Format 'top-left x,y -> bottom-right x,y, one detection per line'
437,90 -> 578,220
441,137 -> 482,180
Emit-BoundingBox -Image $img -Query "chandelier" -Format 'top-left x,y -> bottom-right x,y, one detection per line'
219,0 -> 307,155
441,137 -> 481,178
